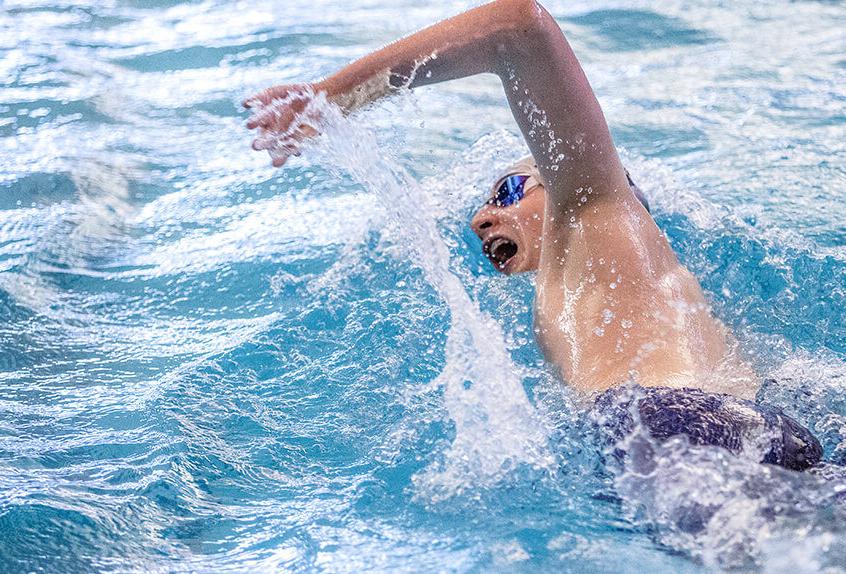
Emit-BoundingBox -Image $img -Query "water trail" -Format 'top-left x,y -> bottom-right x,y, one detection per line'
597,153 -> 846,569
606,423 -> 846,570
249,91 -> 553,499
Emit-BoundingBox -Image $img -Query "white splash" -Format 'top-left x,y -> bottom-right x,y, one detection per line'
254,93 -> 553,500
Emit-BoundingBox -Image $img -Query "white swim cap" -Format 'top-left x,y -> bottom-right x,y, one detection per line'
491,155 -> 650,213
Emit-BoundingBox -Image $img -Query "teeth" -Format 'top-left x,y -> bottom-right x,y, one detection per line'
485,237 -> 517,268
490,238 -> 508,253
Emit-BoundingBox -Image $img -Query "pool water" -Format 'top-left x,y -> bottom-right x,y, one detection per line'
2,0 -> 846,571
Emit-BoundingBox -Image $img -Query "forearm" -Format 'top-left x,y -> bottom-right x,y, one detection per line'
318,0 -> 535,111
248,0 -> 624,207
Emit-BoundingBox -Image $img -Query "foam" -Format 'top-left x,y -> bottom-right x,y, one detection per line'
256,95 -> 555,501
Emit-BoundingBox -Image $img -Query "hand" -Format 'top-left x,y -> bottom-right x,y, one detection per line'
243,84 -> 322,167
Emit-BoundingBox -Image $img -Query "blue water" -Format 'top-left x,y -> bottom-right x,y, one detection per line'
2,0 -> 846,572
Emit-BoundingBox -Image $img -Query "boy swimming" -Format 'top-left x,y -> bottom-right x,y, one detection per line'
244,0 -> 821,470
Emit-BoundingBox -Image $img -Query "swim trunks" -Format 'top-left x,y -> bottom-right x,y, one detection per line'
594,386 -> 823,471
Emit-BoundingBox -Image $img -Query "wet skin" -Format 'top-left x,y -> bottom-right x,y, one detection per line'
471,177 -> 544,275
469,176 -> 757,398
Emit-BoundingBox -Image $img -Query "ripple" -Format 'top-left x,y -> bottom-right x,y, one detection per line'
567,9 -> 718,52
1,0 -> 845,571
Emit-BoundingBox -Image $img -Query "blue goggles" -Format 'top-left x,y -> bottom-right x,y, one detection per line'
488,174 -> 530,207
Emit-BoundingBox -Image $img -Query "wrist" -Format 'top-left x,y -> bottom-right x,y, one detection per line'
313,78 -> 334,101
318,69 -> 395,115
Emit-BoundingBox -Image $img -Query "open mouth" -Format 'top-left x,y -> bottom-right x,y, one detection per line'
483,236 -> 519,270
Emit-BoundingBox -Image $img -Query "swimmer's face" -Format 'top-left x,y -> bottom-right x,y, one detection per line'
470,176 -> 544,274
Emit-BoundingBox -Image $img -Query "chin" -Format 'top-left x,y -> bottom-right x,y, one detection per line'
494,256 -> 522,274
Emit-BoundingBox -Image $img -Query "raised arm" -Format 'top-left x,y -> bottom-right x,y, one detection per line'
245,0 -> 627,215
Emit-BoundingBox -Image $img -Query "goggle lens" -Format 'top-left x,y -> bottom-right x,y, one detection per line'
490,175 -> 529,207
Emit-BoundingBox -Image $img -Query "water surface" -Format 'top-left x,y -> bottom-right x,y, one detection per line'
2,0 -> 846,571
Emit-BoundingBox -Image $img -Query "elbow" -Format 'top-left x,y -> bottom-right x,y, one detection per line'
490,0 -> 556,71
499,0 -> 547,31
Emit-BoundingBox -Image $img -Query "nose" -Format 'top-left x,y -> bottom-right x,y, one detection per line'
470,206 -> 498,237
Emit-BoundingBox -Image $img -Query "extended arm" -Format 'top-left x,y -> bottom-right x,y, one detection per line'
246,0 -> 627,215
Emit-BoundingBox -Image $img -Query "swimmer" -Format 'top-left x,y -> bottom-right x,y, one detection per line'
244,0 -> 822,470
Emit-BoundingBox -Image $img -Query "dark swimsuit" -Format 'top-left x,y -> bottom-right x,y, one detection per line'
594,386 -> 823,471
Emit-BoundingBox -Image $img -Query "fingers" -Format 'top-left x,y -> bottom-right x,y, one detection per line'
251,135 -> 272,151
251,117 -> 318,148
243,84 -> 319,168
242,93 -> 265,109
298,123 -> 318,138
246,99 -> 305,132
252,124 -> 313,167
243,83 -> 311,110
246,105 -> 279,130
242,85 -> 288,109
